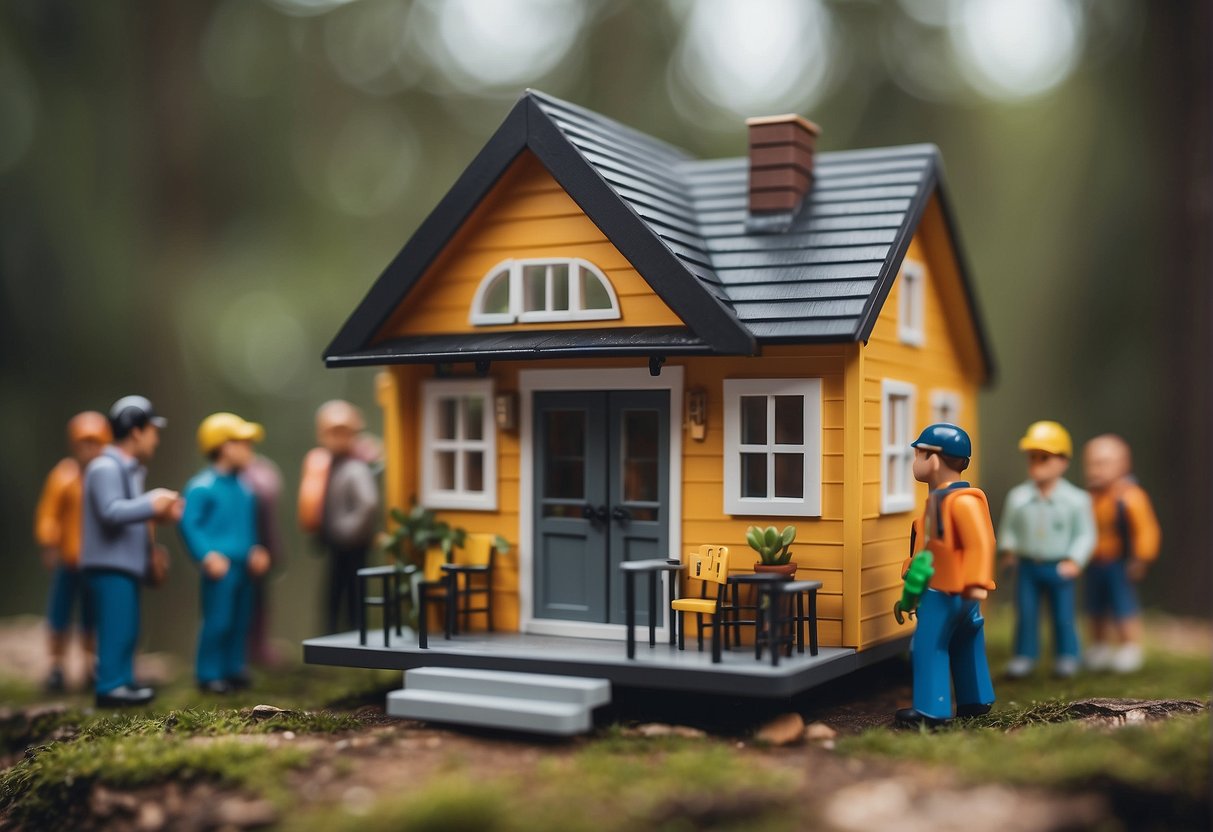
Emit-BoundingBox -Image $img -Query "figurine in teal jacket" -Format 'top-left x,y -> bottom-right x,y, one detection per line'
179,413 -> 271,693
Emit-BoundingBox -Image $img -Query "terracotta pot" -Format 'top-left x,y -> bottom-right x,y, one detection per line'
753,562 -> 797,578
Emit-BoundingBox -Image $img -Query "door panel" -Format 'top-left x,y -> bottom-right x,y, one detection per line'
533,388 -> 669,627
533,392 -> 607,622
607,391 -> 670,626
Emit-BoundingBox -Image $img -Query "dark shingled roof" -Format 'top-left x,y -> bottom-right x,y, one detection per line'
327,90 -> 992,377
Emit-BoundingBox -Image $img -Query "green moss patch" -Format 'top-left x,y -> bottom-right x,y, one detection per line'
286,742 -> 795,832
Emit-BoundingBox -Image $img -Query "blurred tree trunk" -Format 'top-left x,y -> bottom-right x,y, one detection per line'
1152,0 -> 1211,616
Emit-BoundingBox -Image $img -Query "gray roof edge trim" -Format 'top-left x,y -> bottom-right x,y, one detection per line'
851,150 -> 995,383
524,98 -> 757,356
851,152 -> 940,346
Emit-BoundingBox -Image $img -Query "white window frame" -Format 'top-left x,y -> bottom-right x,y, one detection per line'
898,259 -> 925,347
420,378 -> 497,511
930,388 -> 963,425
881,379 -> 917,514
722,378 -> 822,517
469,257 -> 621,325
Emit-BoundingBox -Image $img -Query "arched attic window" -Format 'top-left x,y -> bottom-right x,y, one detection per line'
470,258 -> 621,325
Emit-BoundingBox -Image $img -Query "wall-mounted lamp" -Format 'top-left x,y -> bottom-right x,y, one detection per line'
685,387 -> 707,442
494,392 -> 518,431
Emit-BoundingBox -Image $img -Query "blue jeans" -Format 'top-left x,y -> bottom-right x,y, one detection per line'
48,564 -> 93,635
1014,559 -> 1080,660
1085,559 -> 1140,619
911,589 -> 995,720
196,563 -> 253,683
85,569 -> 140,694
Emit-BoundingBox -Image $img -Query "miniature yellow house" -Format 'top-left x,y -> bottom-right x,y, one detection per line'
325,90 -> 994,654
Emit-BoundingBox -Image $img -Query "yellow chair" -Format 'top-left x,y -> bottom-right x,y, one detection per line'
670,545 -> 730,663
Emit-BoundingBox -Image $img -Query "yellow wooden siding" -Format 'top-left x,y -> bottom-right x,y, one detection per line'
374,151 -> 683,341
374,347 -> 856,644
858,201 -> 986,649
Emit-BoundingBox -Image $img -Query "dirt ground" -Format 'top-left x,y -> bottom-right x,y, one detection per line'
0,614 -> 1209,831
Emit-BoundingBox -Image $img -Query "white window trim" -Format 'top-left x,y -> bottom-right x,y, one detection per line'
469,257 -> 621,325
881,379 -> 917,515
930,388 -> 963,425
722,378 -> 822,517
898,259 -> 925,347
420,378 -> 497,511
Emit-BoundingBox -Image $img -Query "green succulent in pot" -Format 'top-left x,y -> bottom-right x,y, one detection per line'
745,524 -> 797,566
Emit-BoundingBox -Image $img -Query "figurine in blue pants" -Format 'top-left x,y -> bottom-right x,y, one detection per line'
179,413 -> 271,694
999,421 -> 1095,679
80,396 -> 183,708
894,424 -> 998,728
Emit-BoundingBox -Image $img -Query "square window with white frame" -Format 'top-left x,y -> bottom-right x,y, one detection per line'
898,259 -> 925,347
722,378 -> 822,517
421,378 -> 497,510
881,380 -> 917,514
930,389 -> 963,425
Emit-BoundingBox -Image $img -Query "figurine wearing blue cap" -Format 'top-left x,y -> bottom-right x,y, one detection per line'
893,423 -> 998,728
80,396 -> 184,707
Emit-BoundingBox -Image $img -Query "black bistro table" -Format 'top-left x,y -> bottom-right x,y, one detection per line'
727,573 -> 823,665
619,558 -> 683,659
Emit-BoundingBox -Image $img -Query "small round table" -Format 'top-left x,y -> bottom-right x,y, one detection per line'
619,559 -> 684,659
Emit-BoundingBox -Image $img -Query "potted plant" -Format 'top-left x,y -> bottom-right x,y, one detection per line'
378,504 -> 511,627
745,524 -> 798,578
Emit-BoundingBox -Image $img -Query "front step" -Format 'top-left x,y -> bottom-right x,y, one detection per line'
386,667 -> 612,736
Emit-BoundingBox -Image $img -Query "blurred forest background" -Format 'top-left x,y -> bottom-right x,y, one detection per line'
0,0 -> 1208,657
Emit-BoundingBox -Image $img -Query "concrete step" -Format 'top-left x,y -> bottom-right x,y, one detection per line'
387,688 -> 594,735
403,667 -> 611,708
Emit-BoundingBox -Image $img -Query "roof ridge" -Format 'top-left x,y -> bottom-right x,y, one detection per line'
524,89 -> 695,163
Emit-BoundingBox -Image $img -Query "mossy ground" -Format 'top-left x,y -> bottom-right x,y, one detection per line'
0,612 -> 1207,831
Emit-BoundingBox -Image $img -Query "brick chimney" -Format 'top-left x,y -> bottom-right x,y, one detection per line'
746,114 -> 820,221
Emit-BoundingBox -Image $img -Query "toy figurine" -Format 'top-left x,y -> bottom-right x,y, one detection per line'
894,423 -> 997,728
179,413 -> 272,693
34,411 -> 112,692
1082,434 -> 1161,673
242,453 -> 286,666
297,400 -> 378,633
80,396 -> 183,708
998,421 -> 1096,679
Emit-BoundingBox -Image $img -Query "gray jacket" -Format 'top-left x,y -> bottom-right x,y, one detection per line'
81,446 -> 156,578
321,455 -> 378,550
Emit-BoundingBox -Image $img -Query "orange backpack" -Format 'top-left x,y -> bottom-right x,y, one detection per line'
297,447 -> 332,534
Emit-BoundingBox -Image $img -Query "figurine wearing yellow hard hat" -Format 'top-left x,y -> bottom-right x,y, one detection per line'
178,413 -> 271,693
998,421 -> 1096,679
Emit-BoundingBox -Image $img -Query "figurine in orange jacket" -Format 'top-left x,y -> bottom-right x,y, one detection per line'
895,423 -> 997,727
34,412 -> 112,691
1083,434 -> 1161,673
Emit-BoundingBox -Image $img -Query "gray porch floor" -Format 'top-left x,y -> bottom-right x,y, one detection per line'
303,629 -> 910,698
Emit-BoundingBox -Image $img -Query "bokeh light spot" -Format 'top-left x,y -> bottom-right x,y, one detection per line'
668,0 -> 835,120
325,106 -> 418,217
413,0 -> 587,92
215,292 -> 309,395
951,0 -> 1084,100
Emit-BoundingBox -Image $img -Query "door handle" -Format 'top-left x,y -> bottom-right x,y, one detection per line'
582,504 -> 608,524
611,506 -> 631,525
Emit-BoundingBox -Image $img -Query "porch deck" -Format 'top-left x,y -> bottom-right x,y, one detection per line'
303,630 -> 911,698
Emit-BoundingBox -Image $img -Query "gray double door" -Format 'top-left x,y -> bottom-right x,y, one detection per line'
533,389 -> 669,626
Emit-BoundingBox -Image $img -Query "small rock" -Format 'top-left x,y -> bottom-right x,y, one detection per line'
136,801 -> 167,831
249,704 -> 295,721
629,723 -> 706,739
282,731 -> 296,741
215,797 -> 278,828
804,721 -> 838,742
756,712 -> 805,746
